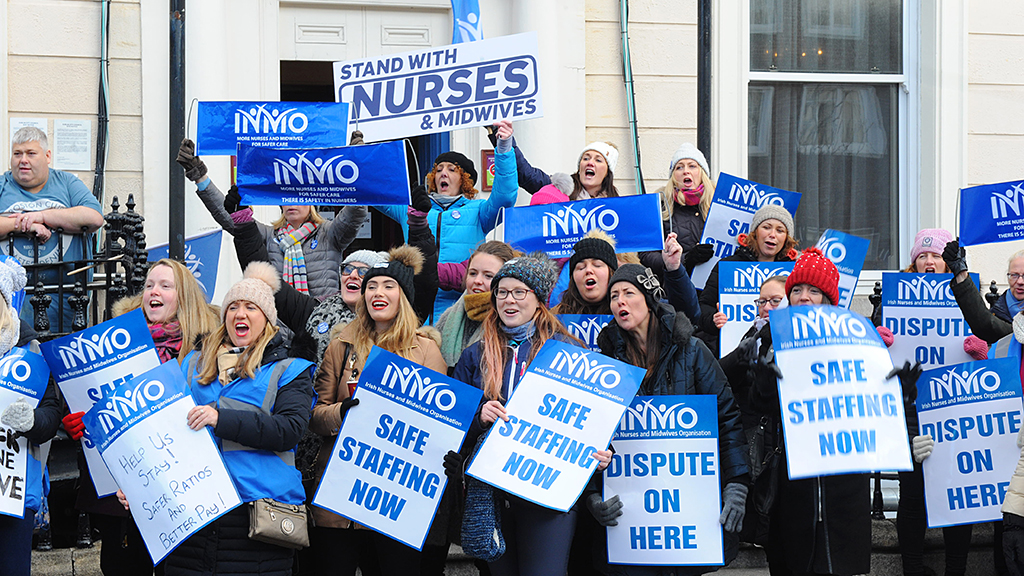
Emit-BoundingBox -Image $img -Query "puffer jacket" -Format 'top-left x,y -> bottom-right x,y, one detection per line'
378,148 -> 519,320
951,274 -> 1013,344
196,179 -> 368,300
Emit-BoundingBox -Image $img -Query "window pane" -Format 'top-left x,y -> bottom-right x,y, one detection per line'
748,82 -> 898,269
750,0 -> 902,73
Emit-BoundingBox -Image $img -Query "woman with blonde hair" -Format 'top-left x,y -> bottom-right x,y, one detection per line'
309,245 -> 448,575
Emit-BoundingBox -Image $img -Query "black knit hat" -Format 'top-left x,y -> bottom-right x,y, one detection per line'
568,235 -> 618,274
609,264 -> 665,308
361,245 -> 423,303
433,151 -> 477,186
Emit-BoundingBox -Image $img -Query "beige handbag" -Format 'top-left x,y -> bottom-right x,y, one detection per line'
248,498 -> 310,549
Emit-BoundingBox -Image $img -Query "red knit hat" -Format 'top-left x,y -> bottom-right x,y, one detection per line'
785,247 -> 840,305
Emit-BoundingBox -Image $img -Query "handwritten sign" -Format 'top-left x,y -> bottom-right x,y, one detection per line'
82,361 -> 241,564
882,273 -> 979,370
605,395 -> 723,566
40,310 -> 161,497
467,340 -> 644,511
917,358 -> 1022,527
313,347 -> 482,550
0,349 -> 49,517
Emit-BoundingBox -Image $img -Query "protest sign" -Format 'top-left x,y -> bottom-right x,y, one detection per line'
40,309 -> 161,497
197,101 -> 350,156
959,179 -> 1024,246
313,347 -> 482,550
692,174 -> 801,289
503,195 -> 664,258
605,395 -> 723,566
882,273 -> 979,370
559,315 -> 614,352
916,358 -> 1022,528
82,361 -> 242,564
467,340 -> 644,511
236,140 -> 410,206
815,230 -> 870,309
147,229 -> 222,302
770,305 -> 912,479
717,262 -> 793,358
0,349 -> 49,517
334,33 -> 542,143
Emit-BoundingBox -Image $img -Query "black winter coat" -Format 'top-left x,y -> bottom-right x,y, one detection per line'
639,197 -> 706,276
951,274 -> 1013,344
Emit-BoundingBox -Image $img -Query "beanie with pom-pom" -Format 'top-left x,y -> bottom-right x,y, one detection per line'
362,245 -> 424,302
785,247 -> 839,306
221,261 -> 280,325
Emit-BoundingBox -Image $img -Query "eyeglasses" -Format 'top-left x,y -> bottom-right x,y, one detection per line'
343,265 -> 370,277
1008,273 -> 1024,283
754,297 -> 784,308
495,288 -> 534,301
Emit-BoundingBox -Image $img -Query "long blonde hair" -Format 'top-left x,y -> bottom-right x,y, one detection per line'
660,166 -> 715,221
114,259 -> 220,363
271,206 -> 326,230
349,289 -> 422,366
195,321 -> 279,385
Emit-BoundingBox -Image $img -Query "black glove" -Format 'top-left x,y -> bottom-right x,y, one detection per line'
684,243 -> 715,271
942,238 -> 968,277
734,336 -> 758,368
410,184 -> 432,213
749,355 -> 782,382
176,138 -> 208,182
339,397 -> 359,420
1005,513 -> 1024,576
586,493 -> 624,527
443,450 -> 464,482
223,185 -> 247,214
887,361 -> 923,404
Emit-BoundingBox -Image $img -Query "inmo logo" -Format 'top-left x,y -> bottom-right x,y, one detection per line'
566,318 -> 607,347
273,152 -> 358,186
380,363 -> 457,411
95,378 -> 166,435
619,399 -> 698,432
897,277 -> 952,301
990,183 -> 1024,219
816,236 -> 847,263
57,327 -> 132,369
0,355 -> 31,382
235,105 -> 308,135
733,266 -> 790,289
548,349 -> 621,389
790,309 -> 868,340
541,203 -> 619,237
929,367 -> 1000,402
727,182 -> 784,208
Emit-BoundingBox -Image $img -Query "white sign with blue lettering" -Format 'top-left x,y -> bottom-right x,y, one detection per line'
82,362 -> 242,564
815,230 -> 870,309
692,173 -> 801,289
717,262 -> 793,358
882,273 -> 979,371
770,305 -> 912,478
40,309 -> 162,497
467,340 -> 645,511
959,179 -> 1024,246
559,315 -> 614,352
333,33 -> 543,143
917,358 -> 1022,528
0,349 -> 49,518
313,347 -> 483,550
605,395 -> 723,566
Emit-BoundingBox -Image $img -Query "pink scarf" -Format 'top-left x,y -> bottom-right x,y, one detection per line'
674,183 -> 704,206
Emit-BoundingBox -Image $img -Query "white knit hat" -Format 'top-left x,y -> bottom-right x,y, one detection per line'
669,143 -> 710,178
578,142 -> 619,174
221,262 -> 280,326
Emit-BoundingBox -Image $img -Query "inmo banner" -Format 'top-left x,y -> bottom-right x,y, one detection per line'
147,229 -> 222,302
814,229 -> 870,309
197,101 -> 350,157
503,194 -> 664,258
334,33 -> 542,143
959,179 -> 1024,246
916,358 -> 1022,528
236,140 -> 410,206
692,173 -> 801,289
882,273 -> 979,370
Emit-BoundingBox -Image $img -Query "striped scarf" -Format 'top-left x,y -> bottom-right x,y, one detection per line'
277,222 -> 317,293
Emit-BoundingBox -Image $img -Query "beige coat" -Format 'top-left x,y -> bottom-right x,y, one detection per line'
309,322 -> 447,529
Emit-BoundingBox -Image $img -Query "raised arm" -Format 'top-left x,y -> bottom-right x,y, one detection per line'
477,125 -> 519,233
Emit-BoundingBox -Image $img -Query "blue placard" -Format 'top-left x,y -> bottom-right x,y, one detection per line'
0,348 -> 49,403
815,229 -> 870,309
147,229 -> 222,302
0,348 -> 50,518
236,141 -> 410,207
881,272 -> 979,309
770,304 -> 884,352
882,273 -> 980,370
959,179 -> 1024,246
917,358 -> 1022,412
559,314 -> 613,352
530,340 -> 645,407
503,195 -> 664,258
197,101 -> 350,156
614,395 -> 718,440
717,261 -> 794,358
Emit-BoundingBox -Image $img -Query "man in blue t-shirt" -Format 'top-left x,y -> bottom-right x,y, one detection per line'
0,127 -> 103,332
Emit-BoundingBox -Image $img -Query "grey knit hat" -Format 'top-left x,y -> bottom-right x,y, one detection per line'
491,252 -> 559,304
749,204 -> 794,237
342,249 -> 388,269
669,143 -> 710,178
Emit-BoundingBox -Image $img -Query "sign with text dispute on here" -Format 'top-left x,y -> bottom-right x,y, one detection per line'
467,340 -> 644,512
334,33 -> 542,143
770,305 -> 912,479
882,273 -> 979,371
40,309 -> 161,497
0,348 -> 49,518
605,395 -> 723,567
82,361 -> 242,564
312,347 -> 482,550
917,358 -> 1022,528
